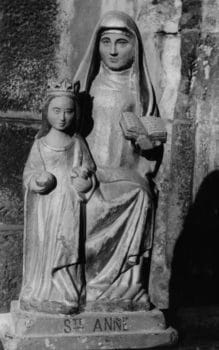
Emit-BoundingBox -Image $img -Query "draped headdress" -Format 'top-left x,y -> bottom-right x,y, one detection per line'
74,11 -> 159,117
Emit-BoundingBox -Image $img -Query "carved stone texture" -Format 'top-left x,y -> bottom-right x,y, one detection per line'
18,80 -> 96,315
0,227 -> 23,313
73,9 -> 166,311
0,301 -> 177,350
3,9 -> 178,350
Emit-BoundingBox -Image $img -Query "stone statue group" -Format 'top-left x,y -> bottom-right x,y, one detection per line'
19,11 -> 166,316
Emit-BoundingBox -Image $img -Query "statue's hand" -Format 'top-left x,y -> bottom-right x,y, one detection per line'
31,172 -> 56,193
71,166 -> 90,179
135,134 -> 154,151
72,176 -> 92,194
71,166 -> 92,194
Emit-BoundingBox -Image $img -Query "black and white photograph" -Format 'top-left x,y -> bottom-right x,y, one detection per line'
0,1 -> 219,349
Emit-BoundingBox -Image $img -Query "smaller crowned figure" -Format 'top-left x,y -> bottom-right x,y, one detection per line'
19,79 -> 96,314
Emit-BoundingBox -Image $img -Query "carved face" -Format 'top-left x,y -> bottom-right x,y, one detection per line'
47,96 -> 75,132
99,31 -> 135,71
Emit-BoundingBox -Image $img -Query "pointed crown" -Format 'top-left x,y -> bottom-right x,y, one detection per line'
47,79 -> 80,99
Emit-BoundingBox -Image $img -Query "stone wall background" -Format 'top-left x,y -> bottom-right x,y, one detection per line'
0,0 -> 219,312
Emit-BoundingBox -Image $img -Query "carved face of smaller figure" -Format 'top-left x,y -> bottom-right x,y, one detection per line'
47,96 -> 75,132
99,30 -> 135,71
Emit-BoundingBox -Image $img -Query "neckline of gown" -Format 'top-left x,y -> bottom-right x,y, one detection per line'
40,136 -> 75,152
99,62 -> 134,82
95,62 -> 136,93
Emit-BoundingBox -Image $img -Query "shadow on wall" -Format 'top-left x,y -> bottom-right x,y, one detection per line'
170,170 -> 219,310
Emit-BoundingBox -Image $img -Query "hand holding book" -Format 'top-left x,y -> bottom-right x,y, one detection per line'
120,111 -> 167,150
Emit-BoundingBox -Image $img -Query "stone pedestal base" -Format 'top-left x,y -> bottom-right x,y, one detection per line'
1,301 -> 178,350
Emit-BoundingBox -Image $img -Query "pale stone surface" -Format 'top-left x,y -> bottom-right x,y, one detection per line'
203,0 -> 219,33
137,3 -> 182,308
56,0 -> 76,79
56,0 -> 101,80
192,33 -> 219,195
99,0 -> 182,102
159,36 -> 181,122
11,302 -> 166,336
0,0 -> 219,317
137,0 -> 182,34
0,303 -> 178,350
0,314 -> 14,350
1,9 -> 180,350
101,0 -> 137,17
2,331 -> 177,350
0,314 -> 13,336
0,0 -> 183,312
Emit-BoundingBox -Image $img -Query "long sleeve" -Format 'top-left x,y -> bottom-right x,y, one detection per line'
23,140 -> 45,190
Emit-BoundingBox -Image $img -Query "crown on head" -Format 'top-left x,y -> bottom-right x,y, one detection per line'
47,79 -> 80,98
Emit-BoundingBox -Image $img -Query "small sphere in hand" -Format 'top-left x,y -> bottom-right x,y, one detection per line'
36,172 -> 56,190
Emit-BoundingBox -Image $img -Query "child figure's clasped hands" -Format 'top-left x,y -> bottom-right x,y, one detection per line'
71,166 -> 93,195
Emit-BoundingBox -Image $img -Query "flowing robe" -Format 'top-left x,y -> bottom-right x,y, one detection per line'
20,134 -> 95,314
85,64 -> 156,305
73,10 -> 165,308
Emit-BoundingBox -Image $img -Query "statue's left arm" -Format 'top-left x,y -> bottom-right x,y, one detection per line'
73,135 -> 97,202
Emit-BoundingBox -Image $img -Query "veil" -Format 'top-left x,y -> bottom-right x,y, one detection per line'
74,11 -> 159,117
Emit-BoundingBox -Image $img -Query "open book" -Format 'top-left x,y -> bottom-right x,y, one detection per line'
120,111 -> 167,143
